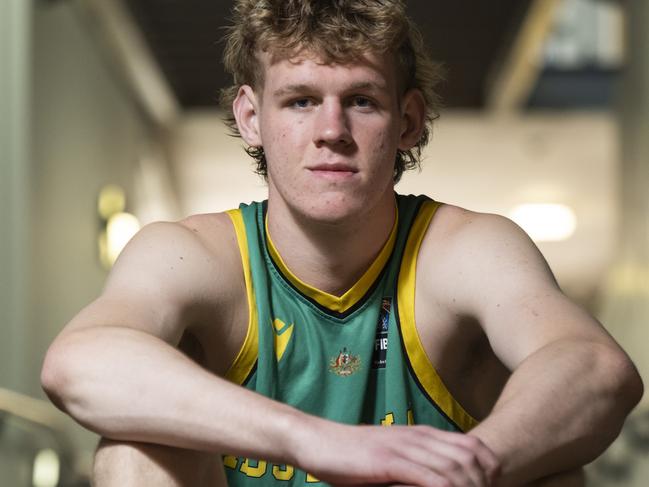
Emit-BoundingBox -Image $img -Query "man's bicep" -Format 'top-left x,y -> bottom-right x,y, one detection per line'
481,284 -> 608,370
461,214 -> 613,370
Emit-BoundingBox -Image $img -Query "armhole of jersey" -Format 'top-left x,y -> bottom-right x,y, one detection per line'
224,209 -> 259,385
397,201 -> 479,432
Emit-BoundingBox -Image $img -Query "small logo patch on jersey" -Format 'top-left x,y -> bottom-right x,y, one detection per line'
329,347 -> 361,377
273,318 -> 294,362
372,298 -> 391,369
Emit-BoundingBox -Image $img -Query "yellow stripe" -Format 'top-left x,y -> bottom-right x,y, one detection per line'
224,209 -> 259,385
265,210 -> 399,314
398,201 -> 479,432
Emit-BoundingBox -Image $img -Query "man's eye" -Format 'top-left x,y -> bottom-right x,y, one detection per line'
352,96 -> 375,109
292,98 -> 313,108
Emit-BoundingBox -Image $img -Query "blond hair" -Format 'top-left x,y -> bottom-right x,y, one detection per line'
220,0 -> 443,182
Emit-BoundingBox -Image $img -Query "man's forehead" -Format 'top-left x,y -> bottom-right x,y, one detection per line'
257,48 -> 398,86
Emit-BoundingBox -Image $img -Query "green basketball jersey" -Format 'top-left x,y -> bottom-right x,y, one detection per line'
223,193 -> 477,486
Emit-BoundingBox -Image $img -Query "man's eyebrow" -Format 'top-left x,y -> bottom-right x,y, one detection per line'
272,84 -> 314,98
345,81 -> 388,92
272,81 -> 388,98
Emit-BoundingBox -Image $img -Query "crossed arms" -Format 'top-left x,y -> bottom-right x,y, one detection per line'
41,209 -> 643,486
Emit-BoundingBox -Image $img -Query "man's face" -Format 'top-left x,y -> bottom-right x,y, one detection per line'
240,50 -> 419,224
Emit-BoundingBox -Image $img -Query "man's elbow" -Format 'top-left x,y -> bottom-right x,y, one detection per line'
611,350 -> 644,411
574,344 -> 644,461
596,344 -> 644,423
40,335 -> 90,418
41,340 -> 73,412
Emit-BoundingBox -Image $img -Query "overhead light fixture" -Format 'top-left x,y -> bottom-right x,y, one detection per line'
509,203 -> 576,242
98,184 -> 141,269
97,184 -> 126,220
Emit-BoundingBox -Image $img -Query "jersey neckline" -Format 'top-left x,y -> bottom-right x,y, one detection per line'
264,205 -> 399,315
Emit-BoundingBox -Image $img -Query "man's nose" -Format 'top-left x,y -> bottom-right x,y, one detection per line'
313,100 -> 352,147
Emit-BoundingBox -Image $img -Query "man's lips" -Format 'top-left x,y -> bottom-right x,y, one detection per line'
308,164 -> 358,181
308,163 -> 358,173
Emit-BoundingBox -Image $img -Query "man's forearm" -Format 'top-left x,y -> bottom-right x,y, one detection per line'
469,338 -> 643,486
42,326 -> 504,486
41,326 -> 305,464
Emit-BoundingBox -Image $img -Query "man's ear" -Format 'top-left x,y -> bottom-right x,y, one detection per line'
233,85 -> 262,147
398,89 -> 426,151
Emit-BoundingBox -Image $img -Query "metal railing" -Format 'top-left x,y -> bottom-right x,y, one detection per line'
0,387 -> 90,487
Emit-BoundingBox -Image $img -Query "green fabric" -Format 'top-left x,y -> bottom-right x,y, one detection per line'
225,194 -> 459,486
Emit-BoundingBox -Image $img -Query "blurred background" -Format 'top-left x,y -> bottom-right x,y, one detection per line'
1,0 -> 648,485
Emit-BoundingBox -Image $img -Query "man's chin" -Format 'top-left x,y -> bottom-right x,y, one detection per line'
293,196 -> 366,227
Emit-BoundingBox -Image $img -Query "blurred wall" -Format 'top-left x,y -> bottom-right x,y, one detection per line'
601,0 -> 649,402
1,0 -> 32,482
29,0 -> 149,402
3,1 -> 165,474
590,2 -> 649,483
1,0 -> 31,396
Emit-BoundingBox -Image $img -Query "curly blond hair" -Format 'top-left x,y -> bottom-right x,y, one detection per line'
220,0 -> 443,182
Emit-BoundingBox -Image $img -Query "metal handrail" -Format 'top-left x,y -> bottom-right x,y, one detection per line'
0,387 -> 69,434
0,387 -> 90,486
0,386 -> 80,463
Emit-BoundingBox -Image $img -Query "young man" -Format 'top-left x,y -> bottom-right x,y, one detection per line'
42,1 -> 643,486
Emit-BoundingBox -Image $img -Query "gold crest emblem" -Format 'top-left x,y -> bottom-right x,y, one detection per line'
329,347 -> 361,376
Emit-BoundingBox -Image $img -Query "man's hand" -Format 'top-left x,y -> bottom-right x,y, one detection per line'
293,420 -> 500,487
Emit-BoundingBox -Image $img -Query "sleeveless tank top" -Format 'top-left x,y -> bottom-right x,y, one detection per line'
222,193 -> 477,485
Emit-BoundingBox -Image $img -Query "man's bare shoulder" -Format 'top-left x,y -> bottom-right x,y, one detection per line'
56,211 -> 246,349
176,211 -> 240,259
419,203 -> 558,315
115,213 -> 237,277
424,203 -> 545,262
97,212 -> 244,327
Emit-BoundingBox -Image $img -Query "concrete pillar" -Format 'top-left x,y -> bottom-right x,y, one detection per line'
0,0 -> 33,483
0,0 -> 32,393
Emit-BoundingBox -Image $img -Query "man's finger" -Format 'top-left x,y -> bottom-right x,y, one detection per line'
426,428 -> 501,477
386,441 -> 485,487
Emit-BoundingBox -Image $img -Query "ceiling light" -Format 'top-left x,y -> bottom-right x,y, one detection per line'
97,184 -> 141,269
97,184 -> 126,220
102,212 -> 141,267
509,203 -> 576,242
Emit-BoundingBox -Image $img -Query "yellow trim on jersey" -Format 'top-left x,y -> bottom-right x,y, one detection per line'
398,200 -> 479,432
224,209 -> 259,385
265,210 -> 399,314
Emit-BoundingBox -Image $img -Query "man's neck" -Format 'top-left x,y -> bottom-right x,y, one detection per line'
266,192 -> 396,297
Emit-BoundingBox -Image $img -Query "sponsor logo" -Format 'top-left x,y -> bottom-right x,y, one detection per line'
372,298 -> 391,369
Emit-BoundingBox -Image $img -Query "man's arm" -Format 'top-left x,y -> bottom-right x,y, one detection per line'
425,208 -> 644,486
41,217 -> 303,460
41,216 -> 500,487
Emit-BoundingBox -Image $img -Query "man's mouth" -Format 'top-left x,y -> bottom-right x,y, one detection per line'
308,163 -> 358,179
